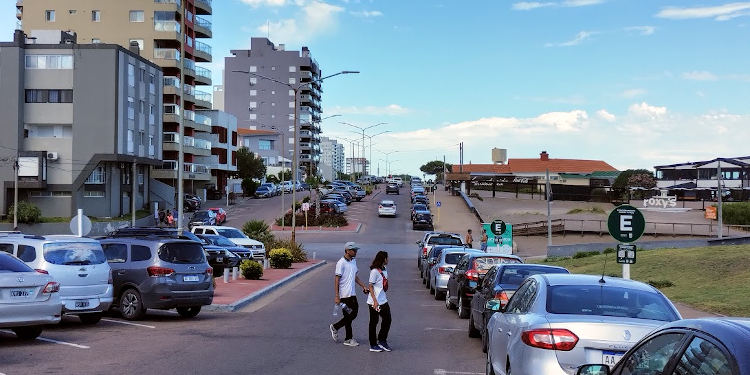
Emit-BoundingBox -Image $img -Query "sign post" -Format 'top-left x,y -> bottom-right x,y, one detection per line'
436,201 -> 441,224
607,205 -> 645,279
302,202 -> 310,229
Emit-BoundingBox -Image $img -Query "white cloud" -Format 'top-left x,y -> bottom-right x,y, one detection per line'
656,3 -> 750,21
596,109 -> 616,122
330,104 -> 412,116
545,31 -> 596,47
628,102 -> 667,119
512,0 -> 602,10
256,1 -> 344,45
240,0 -> 290,7
624,25 -> 655,35
350,10 -> 383,17
562,0 -> 604,7
621,88 -> 646,99
682,71 -> 719,81
512,2 -> 555,10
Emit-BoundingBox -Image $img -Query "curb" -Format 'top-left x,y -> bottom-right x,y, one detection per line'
270,222 -> 362,233
205,260 -> 328,312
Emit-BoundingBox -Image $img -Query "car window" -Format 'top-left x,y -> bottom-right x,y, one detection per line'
17,244 -> 36,262
473,256 -> 523,272
429,236 -> 462,246
217,229 -> 243,238
194,228 -> 204,234
505,279 -> 534,313
158,242 -> 205,264
499,267 -> 569,286
619,333 -> 686,375
517,279 -> 538,313
482,267 -> 497,289
131,245 -> 152,261
547,285 -> 679,322
672,337 -> 734,375
0,252 -> 34,272
43,242 -> 106,265
102,243 -> 128,263
0,243 -> 12,254
444,253 -> 465,264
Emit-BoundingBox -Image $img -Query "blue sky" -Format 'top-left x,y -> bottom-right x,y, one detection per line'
4,1 -> 750,176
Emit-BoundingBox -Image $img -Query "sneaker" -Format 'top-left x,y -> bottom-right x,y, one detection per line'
378,341 -> 392,352
369,345 -> 383,352
329,324 -> 339,342
343,339 -> 360,347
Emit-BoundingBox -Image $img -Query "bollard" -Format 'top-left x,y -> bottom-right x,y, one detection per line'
264,258 -> 269,269
313,251 -> 316,260
232,266 -> 239,280
223,268 -> 230,283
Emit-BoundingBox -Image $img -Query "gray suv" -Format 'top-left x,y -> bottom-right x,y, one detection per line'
99,236 -> 213,320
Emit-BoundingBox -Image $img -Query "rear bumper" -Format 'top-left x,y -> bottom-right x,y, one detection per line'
434,274 -> 450,290
0,302 -> 62,327
142,289 -> 214,309
61,287 -> 113,314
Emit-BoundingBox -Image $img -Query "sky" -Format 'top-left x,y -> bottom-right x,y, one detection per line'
3,1 -> 750,177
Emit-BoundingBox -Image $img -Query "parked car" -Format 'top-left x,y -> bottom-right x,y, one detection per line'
198,240 -> 240,276
254,185 -> 273,198
319,200 -> 340,214
0,234 -> 113,325
188,210 -> 216,228
197,234 -> 255,263
190,226 -> 265,261
0,251 -> 61,339
576,318 -> 750,375
428,248 -> 481,301
260,183 -> 279,196
324,193 -> 351,206
184,196 -> 201,212
107,227 -> 203,242
423,245 -> 477,287
386,183 -> 400,195
300,183 -> 310,191
321,199 -> 347,213
351,185 -> 366,201
470,264 -> 570,352
486,274 -> 681,375
416,232 -> 463,273
205,183 -> 223,200
378,200 -> 397,217
208,208 -> 227,224
411,204 -> 433,230
412,194 -> 429,205
100,236 -> 213,320
281,181 -> 295,193
445,253 -> 523,319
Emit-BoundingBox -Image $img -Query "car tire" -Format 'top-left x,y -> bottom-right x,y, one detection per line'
434,289 -> 445,300
79,313 -> 102,325
426,277 -> 431,290
482,325 -> 489,353
445,289 -> 456,310
177,306 -> 201,318
11,326 -> 42,340
485,351 -> 495,375
120,288 -> 146,321
458,295 -> 470,319
469,312 -> 481,338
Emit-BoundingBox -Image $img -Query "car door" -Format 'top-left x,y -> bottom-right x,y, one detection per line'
449,256 -> 468,304
491,278 -> 537,374
101,242 -> 128,299
474,266 -> 497,330
611,331 -> 689,375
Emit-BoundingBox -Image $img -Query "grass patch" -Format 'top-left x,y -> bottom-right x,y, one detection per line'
532,245 -> 750,316
567,207 -> 606,215
91,209 -> 151,222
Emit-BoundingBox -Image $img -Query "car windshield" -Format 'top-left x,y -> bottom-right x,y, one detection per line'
381,203 -> 394,207
158,242 -> 206,264
212,236 -> 237,247
499,267 -> 569,285
472,256 -> 522,272
43,242 -> 107,265
547,285 -> 679,322
428,236 -> 462,245
0,253 -> 34,272
217,229 -> 245,238
413,204 -> 427,211
193,211 -> 209,219
444,253 -> 466,264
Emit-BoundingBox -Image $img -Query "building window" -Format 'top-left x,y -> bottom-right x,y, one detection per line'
271,90 -> 275,95
26,125 -> 72,138
127,130 -> 134,153
24,55 -> 73,69
289,66 -> 297,72
45,10 -> 55,22
85,166 -> 106,184
31,191 -> 72,198
129,39 -> 144,51
84,191 -> 105,198
250,90 -> 257,96
149,73 -> 155,93
249,66 -> 257,72
92,38 -> 101,43
249,101 -> 257,109
92,10 -> 101,22
271,102 -> 276,107
68,10 -> 77,15
128,64 -> 135,86
248,114 -> 257,120
289,89 -> 294,96
139,100 -> 145,114
149,104 -> 155,124
149,135 -> 155,156
289,101 -> 295,108
129,10 -> 144,22
249,77 -> 257,85
271,66 -> 276,71
288,78 -> 296,84
259,139 -> 273,150
128,97 -> 135,119
25,89 -> 73,103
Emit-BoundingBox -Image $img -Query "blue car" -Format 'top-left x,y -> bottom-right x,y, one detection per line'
197,234 -> 256,263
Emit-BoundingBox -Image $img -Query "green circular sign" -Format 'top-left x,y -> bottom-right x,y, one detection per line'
607,205 -> 645,243
490,219 -> 507,236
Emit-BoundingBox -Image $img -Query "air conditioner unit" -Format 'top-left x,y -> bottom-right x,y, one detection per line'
46,152 -> 59,161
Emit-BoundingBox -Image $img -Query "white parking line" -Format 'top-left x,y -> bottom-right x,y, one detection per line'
420,303 -> 443,307
36,337 -> 90,349
424,327 -> 464,331
101,318 -> 155,329
434,370 -> 483,375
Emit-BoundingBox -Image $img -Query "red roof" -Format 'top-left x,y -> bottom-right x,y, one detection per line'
453,158 -> 617,174
237,128 -> 278,136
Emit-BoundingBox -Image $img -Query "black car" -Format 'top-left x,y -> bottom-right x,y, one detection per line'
197,234 -> 255,263
188,210 -> 216,228
201,243 -> 239,276
412,207 -> 433,230
445,253 -> 523,319
412,194 -> 429,205
469,264 -> 569,352
422,244 -> 466,285
106,227 -> 203,242
386,183 -> 399,194
184,195 -> 201,211
576,318 -> 750,375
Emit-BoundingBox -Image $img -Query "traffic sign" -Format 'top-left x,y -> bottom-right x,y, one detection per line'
616,244 -> 636,264
607,205 -> 645,243
302,202 -> 310,212
490,219 -> 507,236
436,201 -> 441,207
69,214 -> 92,236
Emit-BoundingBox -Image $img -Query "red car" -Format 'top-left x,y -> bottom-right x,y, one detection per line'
208,208 -> 227,224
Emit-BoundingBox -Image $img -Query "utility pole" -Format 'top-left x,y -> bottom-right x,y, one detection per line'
717,160 -> 723,239
176,0 -> 186,234
132,161 -> 137,227
459,142 -> 463,173
443,155 -> 446,185
13,156 -> 19,230
546,168 -> 552,247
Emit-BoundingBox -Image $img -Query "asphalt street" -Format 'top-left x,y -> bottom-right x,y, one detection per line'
0,187 -> 487,375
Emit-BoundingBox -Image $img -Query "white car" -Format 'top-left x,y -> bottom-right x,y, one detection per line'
0,251 -> 62,339
190,226 -> 266,261
0,234 -> 113,325
378,200 -> 397,217
393,177 -> 404,187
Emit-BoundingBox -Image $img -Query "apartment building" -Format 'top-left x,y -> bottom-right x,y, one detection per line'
224,38 -> 323,178
319,137 -> 344,182
346,158 -> 369,175
18,0 -> 215,195
199,110 -> 238,192
0,30 -> 163,218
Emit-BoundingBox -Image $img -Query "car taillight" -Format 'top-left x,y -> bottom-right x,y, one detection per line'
422,247 -> 428,256
521,329 -> 578,351
206,267 -> 213,276
466,269 -> 480,281
35,269 -> 49,274
438,266 -> 451,274
495,291 -> 510,307
147,266 -> 175,277
42,281 -> 60,294
379,205 -> 383,209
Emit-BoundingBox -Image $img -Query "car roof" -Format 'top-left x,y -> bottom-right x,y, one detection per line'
380,200 -> 395,204
654,318 -> 750,363
539,273 -> 658,292
494,264 -> 568,272
0,234 -> 100,243
193,226 -> 235,229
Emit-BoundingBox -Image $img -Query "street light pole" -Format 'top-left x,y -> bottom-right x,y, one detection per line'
340,121 -> 386,178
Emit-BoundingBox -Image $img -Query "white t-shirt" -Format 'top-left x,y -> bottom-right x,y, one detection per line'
367,268 -> 388,306
335,257 -> 358,298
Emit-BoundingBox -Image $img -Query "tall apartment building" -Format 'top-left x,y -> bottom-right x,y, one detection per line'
0,30 -> 163,218
319,137 -> 344,182
18,0 -> 216,196
346,158 -> 369,175
224,38 -> 323,178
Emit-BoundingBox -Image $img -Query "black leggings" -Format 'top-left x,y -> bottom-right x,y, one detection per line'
368,302 -> 391,346
333,296 -> 358,340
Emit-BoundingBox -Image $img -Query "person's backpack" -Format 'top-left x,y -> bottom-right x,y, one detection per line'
379,269 -> 389,292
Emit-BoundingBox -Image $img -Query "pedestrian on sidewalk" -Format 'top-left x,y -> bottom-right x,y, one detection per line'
480,230 -> 488,252
330,242 -> 369,347
367,251 -> 392,352
166,210 -> 174,227
465,229 -> 474,248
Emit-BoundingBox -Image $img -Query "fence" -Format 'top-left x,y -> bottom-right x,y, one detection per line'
512,218 -> 749,238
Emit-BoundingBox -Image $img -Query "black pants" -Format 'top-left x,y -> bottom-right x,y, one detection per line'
368,302 -> 392,346
333,296 -> 358,340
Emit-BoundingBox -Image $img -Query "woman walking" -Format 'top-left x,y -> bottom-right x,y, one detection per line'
367,251 -> 392,352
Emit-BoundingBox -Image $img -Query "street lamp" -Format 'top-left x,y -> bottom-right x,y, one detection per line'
232,69 -> 359,245
334,135 -> 361,180
360,130 -> 390,176
377,149 -> 400,177
340,121 -> 386,178
258,122 -> 288,229
300,114 -> 341,178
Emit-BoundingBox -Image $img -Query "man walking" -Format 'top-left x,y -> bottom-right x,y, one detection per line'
330,242 -> 369,347
465,229 -> 474,248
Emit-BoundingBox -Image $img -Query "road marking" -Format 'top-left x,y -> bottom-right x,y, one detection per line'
434,370 -> 483,375
420,303 -> 443,307
413,289 -> 427,292
101,318 -> 155,329
36,337 -> 90,349
424,327 -> 464,331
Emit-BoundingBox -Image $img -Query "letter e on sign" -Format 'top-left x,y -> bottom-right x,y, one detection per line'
608,205 -> 645,243
620,215 -> 633,238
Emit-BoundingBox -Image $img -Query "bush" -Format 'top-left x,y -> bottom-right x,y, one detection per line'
648,279 -> 675,289
269,248 -> 293,269
602,247 -> 616,254
543,256 -> 570,262
722,202 -> 750,225
242,178 -> 258,197
302,196 -> 310,203
270,238 -> 308,262
8,201 -> 42,224
275,211 -> 348,228
242,220 -> 274,248
572,250 -> 601,259
240,259 -> 263,280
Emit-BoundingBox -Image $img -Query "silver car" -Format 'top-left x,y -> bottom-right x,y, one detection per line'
486,274 -> 681,375
428,248 -> 478,300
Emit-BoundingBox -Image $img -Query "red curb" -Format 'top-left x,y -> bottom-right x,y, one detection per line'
270,221 -> 360,232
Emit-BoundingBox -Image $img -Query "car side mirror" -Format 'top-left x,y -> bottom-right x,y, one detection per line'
485,299 -> 502,312
576,365 -> 610,375
416,241 -> 422,245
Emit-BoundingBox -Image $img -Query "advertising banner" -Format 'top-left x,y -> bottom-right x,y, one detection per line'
483,221 -> 513,255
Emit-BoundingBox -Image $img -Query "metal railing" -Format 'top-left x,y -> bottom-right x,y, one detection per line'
194,112 -> 212,125
194,138 -> 211,150
511,218 -> 750,238
195,66 -> 211,80
195,41 -> 212,55
195,16 -> 212,31
163,76 -> 180,88
195,0 -> 212,7
194,90 -> 211,102
183,84 -> 195,96
154,48 -> 180,60
154,20 -> 180,32
154,0 -> 180,6
155,160 -> 178,170
163,132 -> 179,142
183,136 -> 195,147
164,104 -> 180,115
183,109 -> 195,121
184,59 -> 195,71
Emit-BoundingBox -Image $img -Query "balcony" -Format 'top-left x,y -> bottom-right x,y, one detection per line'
300,70 -> 312,80
163,76 -> 180,96
192,112 -> 212,132
154,20 -> 180,41
153,48 -> 180,69
193,40 -> 212,62
194,89 -> 212,109
152,160 -> 211,181
299,154 -> 312,161
194,0 -> 212,15
299,130 -> 313,138
183,84 -> 195,102
194,16 -> 212,38
163,104 -> 180,123
194,66 -> 212,85
162,132 -> 180,151
154,0 -> 180,7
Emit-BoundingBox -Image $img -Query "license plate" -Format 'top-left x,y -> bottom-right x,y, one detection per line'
216,257 -> 223,262
75,300 -> 90,308
602,350 -> 625,366
10,289 -> 33,298
183,275 -> 200,282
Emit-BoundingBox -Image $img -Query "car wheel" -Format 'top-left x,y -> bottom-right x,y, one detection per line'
177,306 -> 201,318
469,312 -> 481,337
434,288 -> 445,300
426,277 -> 431,290
11,326 -> 42,340
120,288 -> 146,320
445,289 -> 456,310
79,313 -> 102,325
458,295 -> 470,319
485,351 -> 495,375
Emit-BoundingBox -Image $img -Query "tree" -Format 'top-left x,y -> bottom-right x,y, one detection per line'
420,160 -> 452,181
277,169 -> 292,181
266,174 -> 280,184
235,147 -> 266,180
612,169 -> 654,190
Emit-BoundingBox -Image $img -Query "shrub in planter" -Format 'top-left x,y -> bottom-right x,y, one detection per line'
242,220 -> 274,248
270,238 -> 308,262
269,248 -> 293,269
8,201 -> 42,224
240,259 -> 263,280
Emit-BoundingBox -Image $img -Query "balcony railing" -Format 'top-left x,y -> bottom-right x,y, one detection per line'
195,66 -> 211,79
164,104 -> 180,115
154,0 -> 180,7
184,59 -> 195,71
163,76 -> 180,88
194,138 -> 211,150
155,160 -> 178,170
194,90 -> 211,102
194,112 -> 212,126
195,40 -> 212,54
195,0 -> 212,8
183,109 -> 195,121
195,16 -> 212,31
193,164 -> 210,174
154,48 -> 180,60
154,20 -> 180,33
183,136 -> 195,147
163,132 -> 179,142
183,84 -> 195,96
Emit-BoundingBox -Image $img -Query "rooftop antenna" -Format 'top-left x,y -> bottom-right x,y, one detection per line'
267,19 -> 270,39
599,254 -> 607,284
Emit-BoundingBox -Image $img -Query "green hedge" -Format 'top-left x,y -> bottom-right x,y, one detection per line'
240,259 -> 263,280
722,202 -> 750,225
269,248 -> 293,269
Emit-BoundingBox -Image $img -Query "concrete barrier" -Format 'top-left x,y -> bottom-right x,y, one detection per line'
548,239 -> 710,258
458,190 -> 485,224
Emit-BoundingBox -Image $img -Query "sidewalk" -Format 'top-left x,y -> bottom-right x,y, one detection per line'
206,260 -> 326,312
428,186 -> 480,237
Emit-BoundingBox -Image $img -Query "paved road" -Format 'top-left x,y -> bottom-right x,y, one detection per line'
0,185 -> 487,375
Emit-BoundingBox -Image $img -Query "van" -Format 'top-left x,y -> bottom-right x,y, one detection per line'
0,234 -> 113,324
